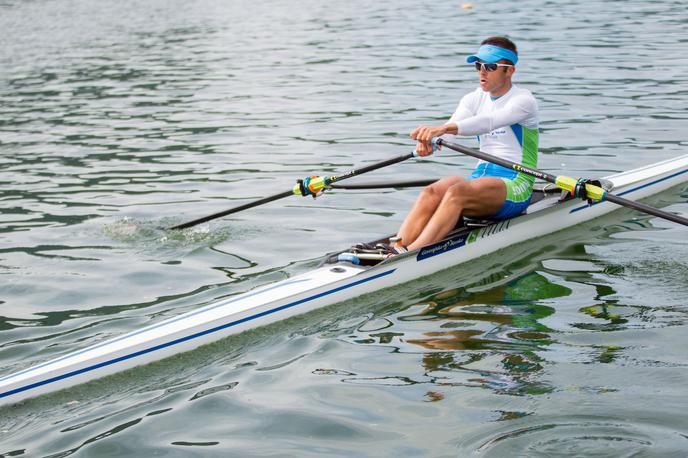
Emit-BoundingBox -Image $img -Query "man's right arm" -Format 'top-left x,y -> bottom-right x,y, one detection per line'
446,92 -> 477,129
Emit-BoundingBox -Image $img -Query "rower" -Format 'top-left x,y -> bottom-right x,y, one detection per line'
392,36 -> 539,253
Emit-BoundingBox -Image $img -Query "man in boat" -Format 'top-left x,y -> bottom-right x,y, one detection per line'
392,36 -> 538,252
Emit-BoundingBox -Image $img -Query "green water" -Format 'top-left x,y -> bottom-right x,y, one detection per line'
1,0 -> 687,456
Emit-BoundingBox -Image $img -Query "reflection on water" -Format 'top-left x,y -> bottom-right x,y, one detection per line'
349,271 -> 563,398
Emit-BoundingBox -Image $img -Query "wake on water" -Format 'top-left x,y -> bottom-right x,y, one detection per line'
101,217 -> 237,252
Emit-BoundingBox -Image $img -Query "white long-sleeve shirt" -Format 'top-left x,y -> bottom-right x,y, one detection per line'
445,85 -> 539,169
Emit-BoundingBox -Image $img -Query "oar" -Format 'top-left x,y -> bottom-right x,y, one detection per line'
434,137 -> 688,227
329,178 -> 438,189
170,152 -> 417,230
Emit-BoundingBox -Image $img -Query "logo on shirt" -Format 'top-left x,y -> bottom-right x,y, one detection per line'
483,128 -> 507,138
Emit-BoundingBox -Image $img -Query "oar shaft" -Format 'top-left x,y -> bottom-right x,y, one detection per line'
330,152 -> 415,183
170,190 -> 294,230
436,137 -> 688,227
605,193 -> 688,226
170,152 -> 416,230
330,178 -> 438,190
436,138 -> 559,183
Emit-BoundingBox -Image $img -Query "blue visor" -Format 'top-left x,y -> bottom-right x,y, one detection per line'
466,45 -> 518,65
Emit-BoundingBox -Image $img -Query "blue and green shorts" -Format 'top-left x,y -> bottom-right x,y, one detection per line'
467,162 -> 534,219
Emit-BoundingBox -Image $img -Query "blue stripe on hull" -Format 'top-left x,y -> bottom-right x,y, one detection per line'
0,277 -> 314,383
0,269 -> 396,401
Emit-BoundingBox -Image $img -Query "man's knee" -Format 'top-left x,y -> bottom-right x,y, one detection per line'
419,182 -> 443,203
443,181 -> 471,206
421,177 -> 462,200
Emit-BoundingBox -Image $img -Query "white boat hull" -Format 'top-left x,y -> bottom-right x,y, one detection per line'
1,154 -> 687,406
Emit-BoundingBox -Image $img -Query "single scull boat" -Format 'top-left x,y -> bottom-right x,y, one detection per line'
1,152 -> 687,407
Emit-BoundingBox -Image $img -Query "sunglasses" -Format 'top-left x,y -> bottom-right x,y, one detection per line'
474,61 -> 514,72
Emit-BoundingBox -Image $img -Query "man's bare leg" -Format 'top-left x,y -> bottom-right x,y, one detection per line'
396,177 -> 464,248
407,177 -> 507,250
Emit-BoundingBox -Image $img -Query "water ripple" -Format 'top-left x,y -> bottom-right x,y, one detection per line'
467,416 -> 686,457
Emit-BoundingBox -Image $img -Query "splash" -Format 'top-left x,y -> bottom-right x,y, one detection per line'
101,217 -> 246,254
